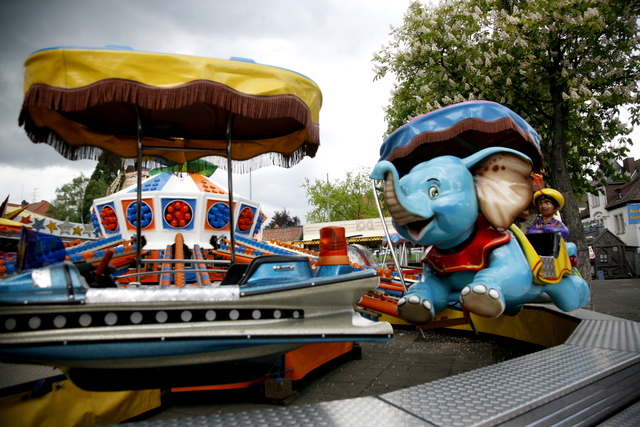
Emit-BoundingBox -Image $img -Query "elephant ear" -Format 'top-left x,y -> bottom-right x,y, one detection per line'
471,152 -> 533,230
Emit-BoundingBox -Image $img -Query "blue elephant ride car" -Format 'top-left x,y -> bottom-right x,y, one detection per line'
371,101 -> 590,325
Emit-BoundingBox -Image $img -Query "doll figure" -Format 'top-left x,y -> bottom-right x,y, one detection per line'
526,188 -> 569,239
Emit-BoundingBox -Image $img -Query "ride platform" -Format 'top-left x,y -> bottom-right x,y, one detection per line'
127,303 -> 640,426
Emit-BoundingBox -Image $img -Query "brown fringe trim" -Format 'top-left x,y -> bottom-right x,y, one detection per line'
21,122 -> 105,162
204,144 -> 315,174
20,114 -> 317,170
387,117 -> 543,168
19,79 -> 320,166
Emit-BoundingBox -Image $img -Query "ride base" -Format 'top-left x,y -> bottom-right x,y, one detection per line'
123,305 -> 640,426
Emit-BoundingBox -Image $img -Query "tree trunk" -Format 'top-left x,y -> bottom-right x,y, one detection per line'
549,92 -> 592,286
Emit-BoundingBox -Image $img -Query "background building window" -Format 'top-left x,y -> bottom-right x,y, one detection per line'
614,213 -> 626,235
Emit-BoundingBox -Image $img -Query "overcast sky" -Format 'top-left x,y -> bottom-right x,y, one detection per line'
0,0 -> 417,222
1,0 -> 637,223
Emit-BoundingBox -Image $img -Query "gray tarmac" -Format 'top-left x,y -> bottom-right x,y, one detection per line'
589,278 -> 640,322
135,278 -> 640,423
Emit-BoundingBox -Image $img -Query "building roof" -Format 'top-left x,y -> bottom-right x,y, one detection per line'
585,227 -> 625,246
24,201 -> 51,215
6,200 -> 51,216
262,226 -> 303,243
605,175 -> 640,210
587,157 -> 640,211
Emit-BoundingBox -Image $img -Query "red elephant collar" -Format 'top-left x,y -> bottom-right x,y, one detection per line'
422,215 -> 511,275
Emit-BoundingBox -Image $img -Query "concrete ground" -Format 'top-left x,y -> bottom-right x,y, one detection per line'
133,278 -> 640,423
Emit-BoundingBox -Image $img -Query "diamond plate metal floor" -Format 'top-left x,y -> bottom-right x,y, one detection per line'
122,396 -> 431,427
113,310 -> 640,427
379,345 -> 640,426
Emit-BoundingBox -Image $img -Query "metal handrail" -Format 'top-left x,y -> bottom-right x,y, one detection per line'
129,110 -> 240,276
226,114 -> 237,264
116,268 -> 230,279
370,179 -> 408,294
136,259 -> 231,265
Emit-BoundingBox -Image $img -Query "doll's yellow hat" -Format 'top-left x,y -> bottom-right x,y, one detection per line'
533,188 -> 564,209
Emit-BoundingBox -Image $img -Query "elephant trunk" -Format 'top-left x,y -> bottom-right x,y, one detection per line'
371,161 -> 424,226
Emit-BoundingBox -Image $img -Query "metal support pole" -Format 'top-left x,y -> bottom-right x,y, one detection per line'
134,110 -> 144,280
371,179 -> 408,293
226,114 -> 236,264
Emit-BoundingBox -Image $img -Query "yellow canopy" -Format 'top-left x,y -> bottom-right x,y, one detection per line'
19,47 -> 323,171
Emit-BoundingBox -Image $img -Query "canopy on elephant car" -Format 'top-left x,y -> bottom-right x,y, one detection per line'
378,101 -> 543,178
19,46 -> 322,172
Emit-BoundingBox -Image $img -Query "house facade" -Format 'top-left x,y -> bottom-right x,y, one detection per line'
583,157 -> 640,248
581,157 -> 640,277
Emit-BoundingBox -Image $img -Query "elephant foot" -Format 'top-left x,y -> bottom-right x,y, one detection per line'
396,295 -> 434,325
460,284 -> 505,318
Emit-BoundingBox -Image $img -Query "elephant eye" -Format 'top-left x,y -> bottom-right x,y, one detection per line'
428,186 -> 439,199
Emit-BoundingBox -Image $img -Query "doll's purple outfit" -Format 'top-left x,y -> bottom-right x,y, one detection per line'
526,217 -> 569,239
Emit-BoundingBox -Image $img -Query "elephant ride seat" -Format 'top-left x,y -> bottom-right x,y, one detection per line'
509,226 -> 574,285
525,232 -> 561,258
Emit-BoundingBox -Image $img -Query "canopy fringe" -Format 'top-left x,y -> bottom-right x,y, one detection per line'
387,117 -> 540,163
18,79 -> 320,167
205,144 -> 313,174
20,112 -> 316,170
21,123 -> 104,161
21,79 -> 317,130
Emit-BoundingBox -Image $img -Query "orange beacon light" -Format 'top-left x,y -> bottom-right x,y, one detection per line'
317,227 -> 350,266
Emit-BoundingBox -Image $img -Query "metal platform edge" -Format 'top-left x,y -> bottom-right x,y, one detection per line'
116,310 -> 640,427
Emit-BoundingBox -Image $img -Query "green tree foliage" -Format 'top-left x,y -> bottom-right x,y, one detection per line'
47,174 -> 90,223
82,180 -> 109,223
82,151 -> 122,222
89,151 -> 121,184
373,0 -> 639,277
266,209 -> 301,228
303,167 -> 385,223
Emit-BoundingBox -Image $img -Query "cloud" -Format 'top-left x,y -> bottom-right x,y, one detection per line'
0,0 -> 411,222
0,159 -> 96,204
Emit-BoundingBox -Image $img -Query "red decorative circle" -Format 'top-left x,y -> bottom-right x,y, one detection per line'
237,207 -> 255,232
164,200 -> 193,228
100,206 -> 118,232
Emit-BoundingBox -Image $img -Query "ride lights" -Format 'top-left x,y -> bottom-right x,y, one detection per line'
317,227 -> 350,266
